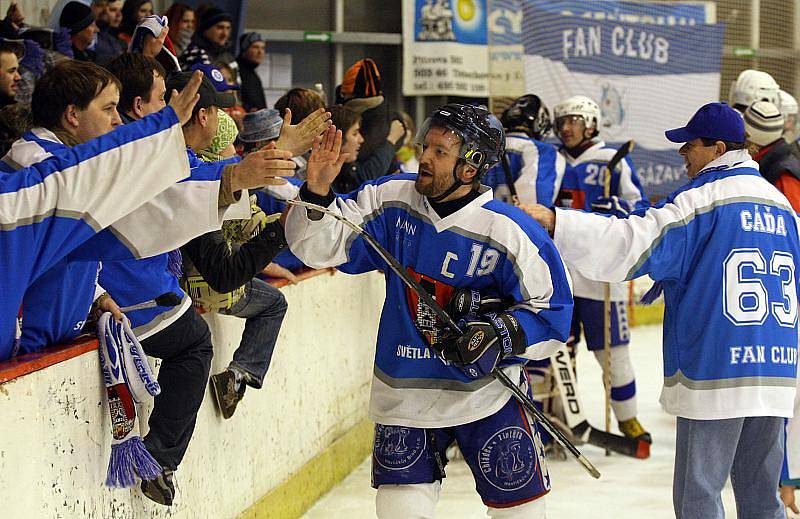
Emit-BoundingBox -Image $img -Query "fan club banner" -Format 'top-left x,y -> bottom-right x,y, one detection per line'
403,0 -> 722,198
522,0 -> 723,197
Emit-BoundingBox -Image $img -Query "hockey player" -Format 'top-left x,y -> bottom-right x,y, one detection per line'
286,106 -> 573,518
0,68 -> 203,359
728,69 -> 781,114
482,94 -> 567,206
551,94 -> 651,443
524,102 -> 798,519
779,89 -> 798,141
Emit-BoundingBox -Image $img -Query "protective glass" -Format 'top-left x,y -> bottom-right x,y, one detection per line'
554,114 -> 586,132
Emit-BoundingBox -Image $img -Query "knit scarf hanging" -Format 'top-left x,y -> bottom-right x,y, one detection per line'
97,313 -> 162,487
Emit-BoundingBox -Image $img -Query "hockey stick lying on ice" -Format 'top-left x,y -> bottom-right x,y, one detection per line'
550,344 -> 650,459
285,198 -> 601,479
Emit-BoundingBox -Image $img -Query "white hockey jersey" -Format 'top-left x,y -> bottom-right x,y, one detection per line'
286,174 -> 573,428
554,150 -> 799,419
560,138 -> 649,301
483,132 -> 567,206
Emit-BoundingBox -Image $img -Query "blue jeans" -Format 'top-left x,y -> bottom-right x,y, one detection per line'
673,416 -> 784,519
218,278 -> 287,389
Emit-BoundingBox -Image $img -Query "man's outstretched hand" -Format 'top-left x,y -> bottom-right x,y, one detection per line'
168,70 -> 202,125
231,142 -> 296,191
276,108 -> 332,157
519,204 -> 556,234
306,125 -> 349,196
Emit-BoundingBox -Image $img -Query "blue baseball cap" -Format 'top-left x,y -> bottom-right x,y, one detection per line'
664,102 -> 745,143
190,63 -> 240,92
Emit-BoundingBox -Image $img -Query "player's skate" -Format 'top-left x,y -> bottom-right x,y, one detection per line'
619,417 -> 652,444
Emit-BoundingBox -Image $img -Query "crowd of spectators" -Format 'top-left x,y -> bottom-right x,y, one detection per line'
0,0 -> 413,507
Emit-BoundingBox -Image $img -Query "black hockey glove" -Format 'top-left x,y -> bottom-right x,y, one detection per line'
591,196 -> 633,218
440,312 -> 527,380
447,288 -> 506,321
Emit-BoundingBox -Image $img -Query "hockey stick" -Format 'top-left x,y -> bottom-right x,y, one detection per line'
500,153 -> 520,206
601,140 -> 635,452
285,198 -> 601,479
550,344 -> 650,459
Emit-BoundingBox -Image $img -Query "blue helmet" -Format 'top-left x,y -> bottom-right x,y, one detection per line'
415,103 -> 505,178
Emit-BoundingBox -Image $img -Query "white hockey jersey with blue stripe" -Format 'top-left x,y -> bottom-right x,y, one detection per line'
5,127 -> 233,349
482,132 -> 567,206
0,107 -> 189,359
553,150 -> 800,419
560,138 -> 649,301
286,174 -> 573,428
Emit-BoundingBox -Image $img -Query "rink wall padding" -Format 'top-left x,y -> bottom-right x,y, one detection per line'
631,303 -> 665,327
0,270 -> 384,519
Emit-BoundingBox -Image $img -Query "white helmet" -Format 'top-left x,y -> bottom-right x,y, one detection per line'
779,90 -> 798,116
553,95 -> 601,130
729,70 -> 780,110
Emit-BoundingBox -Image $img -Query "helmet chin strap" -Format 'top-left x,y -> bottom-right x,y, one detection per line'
429,160 -> 474,202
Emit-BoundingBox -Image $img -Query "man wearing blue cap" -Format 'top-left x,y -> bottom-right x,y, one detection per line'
523,102 -> 799,518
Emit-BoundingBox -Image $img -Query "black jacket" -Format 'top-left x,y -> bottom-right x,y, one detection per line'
760,139 -> 800,185
181,220 -> 287,293
236,57 -> 266,112
93,22 -> 126,65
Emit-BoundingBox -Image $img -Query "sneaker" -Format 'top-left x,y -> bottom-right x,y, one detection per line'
141,468 -> 175,506
619,417 -> 653,444
210,369 -> 246,419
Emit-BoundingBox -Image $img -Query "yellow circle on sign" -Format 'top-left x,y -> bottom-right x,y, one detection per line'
457,0 -> 475,21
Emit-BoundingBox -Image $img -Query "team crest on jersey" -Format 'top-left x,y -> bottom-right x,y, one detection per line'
479,426 -> 537,491
405,267 -> 455,346
374,425 -> 427,471
600,82 -> 625,128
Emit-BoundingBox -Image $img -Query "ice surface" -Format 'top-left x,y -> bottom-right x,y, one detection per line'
303,325 -> 741,518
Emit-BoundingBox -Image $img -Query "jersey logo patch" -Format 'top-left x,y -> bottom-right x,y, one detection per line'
374,425 -> 427,471
479,426 -> 538,491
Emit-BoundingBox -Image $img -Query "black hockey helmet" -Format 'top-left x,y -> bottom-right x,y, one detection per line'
501,94 -> 552,140
415,103 -> 505,178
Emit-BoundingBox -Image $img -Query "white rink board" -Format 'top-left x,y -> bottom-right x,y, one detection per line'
305,325 -> 742,518
0,271 -> 383,518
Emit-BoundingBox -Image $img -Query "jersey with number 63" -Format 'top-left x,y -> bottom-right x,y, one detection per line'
553,149 -> 800,420
285,173 -> 573,428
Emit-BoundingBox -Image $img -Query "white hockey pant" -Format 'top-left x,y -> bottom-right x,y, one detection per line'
375,482 -> 546,518
592,344 -> 637,422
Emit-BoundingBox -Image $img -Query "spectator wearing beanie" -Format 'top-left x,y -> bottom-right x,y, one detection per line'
335,58 -> 393,162
180,5 -> 233,69
744,100 -> 800,211
236,32 -> 266,112
60,1 -> 99,61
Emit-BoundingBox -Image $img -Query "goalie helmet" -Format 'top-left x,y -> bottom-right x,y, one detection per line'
729,70 -> 780,110
501,94 -> 552,140
553,95 -> 601,131
415,103 -> 505,177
